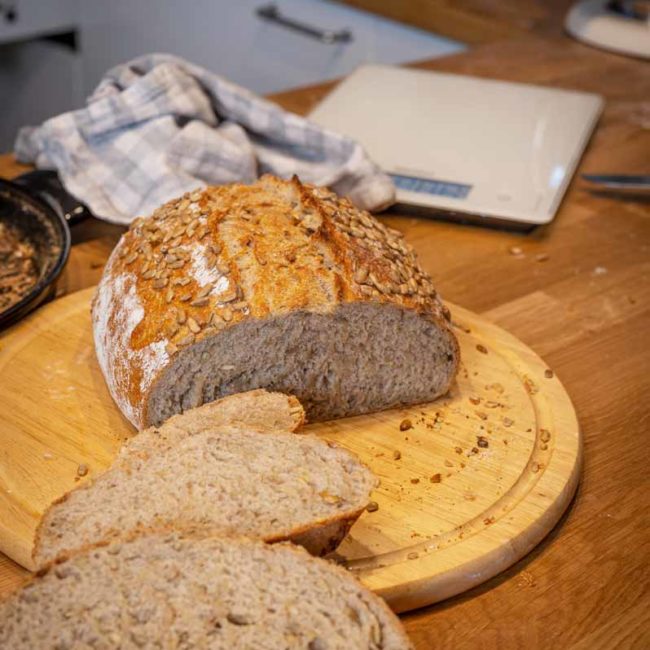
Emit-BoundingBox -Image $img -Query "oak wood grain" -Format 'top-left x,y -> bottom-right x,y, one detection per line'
1,36 -> 648,648
337,0 -> 562,44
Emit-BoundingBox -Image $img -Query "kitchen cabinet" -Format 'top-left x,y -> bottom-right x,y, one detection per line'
0,39 -> 82,151
79,0 -> 465,94
0,0 -> 464,150
0,0 -> 77,45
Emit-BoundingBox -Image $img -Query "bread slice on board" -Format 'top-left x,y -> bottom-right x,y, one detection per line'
121,388 -> 305,462
33,392 -> 376,568
92,174 -> 459,429
3,533 -> 413,649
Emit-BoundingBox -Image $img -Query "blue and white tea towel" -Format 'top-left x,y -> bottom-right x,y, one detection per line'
15,54 -> 394,225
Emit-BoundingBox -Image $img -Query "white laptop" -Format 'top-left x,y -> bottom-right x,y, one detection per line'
309,65 -> 604,228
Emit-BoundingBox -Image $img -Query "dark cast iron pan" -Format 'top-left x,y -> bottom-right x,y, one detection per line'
0,170 -> 91,330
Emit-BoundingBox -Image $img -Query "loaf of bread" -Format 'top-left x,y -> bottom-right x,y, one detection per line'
34,390 -> 376,567
93,174 -> 459,428
2,533 -> 413,649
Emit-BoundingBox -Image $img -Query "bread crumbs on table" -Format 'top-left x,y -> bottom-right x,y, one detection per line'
477,436 -> 489,448
454,446 -> 463,454
76,463 -> 89,477
476,344 -> 488,354
399,418 -> 412,431
407,552 -> 419,560
544,369 -> 554,378
410,478 -> 420,484
393,450 -> 402,460
366,501 -> 379,513
430,473 -> 442,483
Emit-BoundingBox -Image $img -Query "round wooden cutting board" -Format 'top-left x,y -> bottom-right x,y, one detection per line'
0,288 -> 581,612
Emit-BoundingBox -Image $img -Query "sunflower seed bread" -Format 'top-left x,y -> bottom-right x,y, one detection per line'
33,392 -> 376,568
3,533 -> 413,649
93,174 -> 459,429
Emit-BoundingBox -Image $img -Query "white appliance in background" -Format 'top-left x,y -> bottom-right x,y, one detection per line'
566,0 -> 650,59
309,65 -> 604,229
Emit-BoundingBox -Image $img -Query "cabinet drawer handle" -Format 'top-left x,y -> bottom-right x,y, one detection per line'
256,3 -> 352,44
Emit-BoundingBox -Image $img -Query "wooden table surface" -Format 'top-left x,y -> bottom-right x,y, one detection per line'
1,36 -> 649,649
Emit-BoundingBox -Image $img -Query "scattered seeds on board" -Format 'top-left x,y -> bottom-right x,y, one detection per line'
544,369 -> 554,378
430,473 -> 442,484
410,478 -> 420,484
523,376 -> 539,395
540,429 -> 551,443
469,396 -> 481,405
476,411 -> 488,420
476,344 -> 488,354
393,450 -> 402,461
76,463 -> 89,477
454,446 -> 463,455
366,501 -> 379,513
43,451 -> 54,460
399,418 -> 413,432
477,436 -> 489,448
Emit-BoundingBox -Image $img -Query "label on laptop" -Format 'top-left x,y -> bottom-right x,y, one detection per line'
390,174 -> 472,199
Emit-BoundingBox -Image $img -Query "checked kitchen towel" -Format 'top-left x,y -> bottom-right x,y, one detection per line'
15,53 -> 394,225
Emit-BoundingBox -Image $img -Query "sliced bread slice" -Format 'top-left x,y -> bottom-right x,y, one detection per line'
2,533 -> 413,649
33,401 -> 376,567
121,388 -> 305,463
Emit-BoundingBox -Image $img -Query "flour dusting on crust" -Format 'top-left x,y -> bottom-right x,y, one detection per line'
190,244 -> 222,288
93,248 -> 169,428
